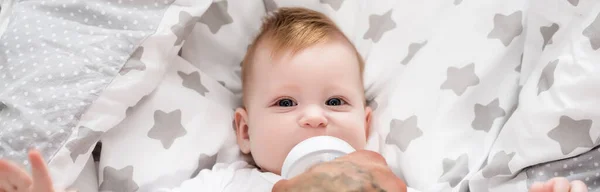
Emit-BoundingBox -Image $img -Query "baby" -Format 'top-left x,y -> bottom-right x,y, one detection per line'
0,7 -> 588,192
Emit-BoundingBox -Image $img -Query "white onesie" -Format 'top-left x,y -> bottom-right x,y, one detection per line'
153,161 -> 282,192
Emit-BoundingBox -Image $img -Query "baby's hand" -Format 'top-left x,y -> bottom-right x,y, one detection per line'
0,149 -> 56,192
529,177 -> 588,192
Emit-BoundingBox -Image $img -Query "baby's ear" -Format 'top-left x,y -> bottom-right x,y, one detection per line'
364,106 -> 373,139
234,107 -> 251,154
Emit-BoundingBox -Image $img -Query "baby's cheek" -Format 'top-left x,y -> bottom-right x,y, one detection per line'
342,120 -> 369,149
249,129 -> 291,174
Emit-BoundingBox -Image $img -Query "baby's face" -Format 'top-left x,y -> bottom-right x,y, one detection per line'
236,39 -> 371,175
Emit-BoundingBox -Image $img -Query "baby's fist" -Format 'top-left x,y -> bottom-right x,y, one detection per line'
529,177 -> 587,192
0,149 -> 56,192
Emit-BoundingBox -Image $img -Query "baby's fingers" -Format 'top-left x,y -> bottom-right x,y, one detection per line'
0,159 -> 33,192
28,150 -> 54,192
569,180 -> 587,192
529,182 -> 548,192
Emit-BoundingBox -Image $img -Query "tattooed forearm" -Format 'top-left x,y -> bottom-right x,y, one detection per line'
285,161 -> 388,192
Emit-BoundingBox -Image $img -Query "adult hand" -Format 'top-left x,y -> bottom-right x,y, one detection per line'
272,150 -> 407,192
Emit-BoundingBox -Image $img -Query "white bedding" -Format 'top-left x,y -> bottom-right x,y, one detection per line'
68,156 -> 99,192
1,0 -> 599,191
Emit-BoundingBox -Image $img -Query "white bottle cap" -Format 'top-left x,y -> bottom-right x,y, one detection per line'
280,136 -> 356,179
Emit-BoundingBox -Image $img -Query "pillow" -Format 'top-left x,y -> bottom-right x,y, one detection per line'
0,0 -> 173,189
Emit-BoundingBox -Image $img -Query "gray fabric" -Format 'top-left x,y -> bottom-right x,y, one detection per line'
526,146 -> 600,191
0,0 -> 173,165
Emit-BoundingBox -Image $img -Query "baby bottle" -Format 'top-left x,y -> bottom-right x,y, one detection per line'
280,135 -> 356,179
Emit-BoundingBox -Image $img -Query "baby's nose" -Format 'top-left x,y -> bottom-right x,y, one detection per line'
299,106 -> 328,128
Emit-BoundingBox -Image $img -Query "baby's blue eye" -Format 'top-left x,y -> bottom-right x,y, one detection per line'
326,98 -> 345,106
277,99 -> 297,107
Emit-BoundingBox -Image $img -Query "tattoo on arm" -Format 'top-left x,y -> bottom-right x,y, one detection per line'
285,161 -> 387,192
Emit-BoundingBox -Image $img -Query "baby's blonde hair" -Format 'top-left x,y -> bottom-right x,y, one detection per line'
241,7 -> 364,103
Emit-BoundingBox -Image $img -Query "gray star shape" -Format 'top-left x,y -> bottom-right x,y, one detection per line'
199,1 -> 233,34
541,23 -> 559,50
487,11 -> 523,46
363,10 -> 396,43
472,98 -> 506,132
120,47 -> 146,75
320,0 -> 344,11
190,153 -> 218,178
386,115 -> 422,152
440,63 -> 480,96
438,154 -> 470,187
148,110 -> 187,149
264,0 -> 278,12
454,0 -> 462,5
482,151 -> 515,178
568,0 -> 579,6
65,126 -> 103,162
171,11 -> 200,46
548,115 -> 594,155
583,12 -> 600,50
178,71 -> 209,96
515,53 -> 523,72
401,41 -> 428,65
99,166 -> 139,192
537,59 -> 559,95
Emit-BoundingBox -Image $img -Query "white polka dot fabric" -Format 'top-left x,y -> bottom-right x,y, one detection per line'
0,0 -> 174,189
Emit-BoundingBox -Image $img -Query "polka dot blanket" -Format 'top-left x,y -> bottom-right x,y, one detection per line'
0,0 -> 599,191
